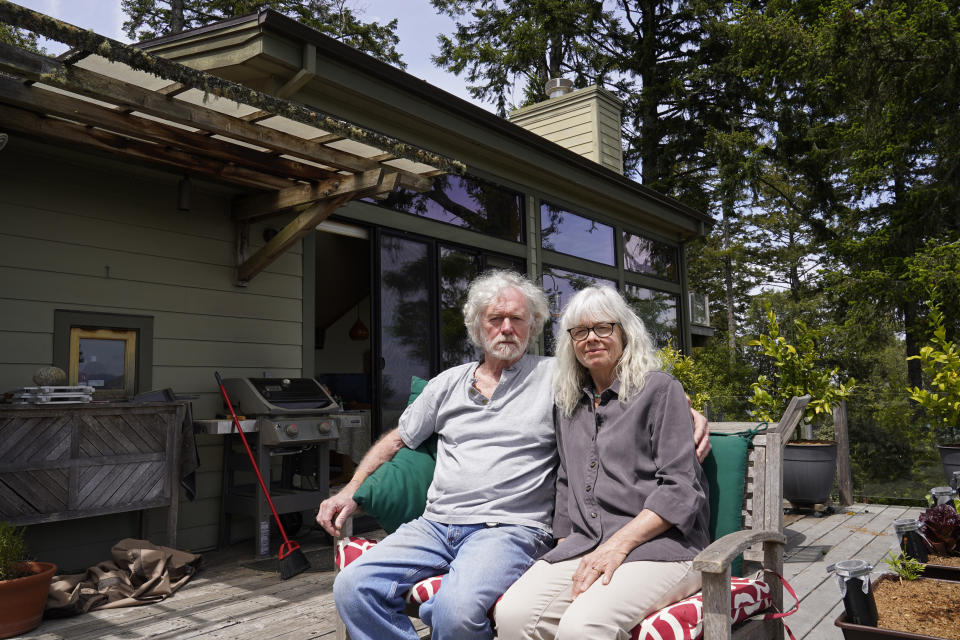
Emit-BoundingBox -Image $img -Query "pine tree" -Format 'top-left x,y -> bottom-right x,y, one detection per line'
121,0 -> 404,67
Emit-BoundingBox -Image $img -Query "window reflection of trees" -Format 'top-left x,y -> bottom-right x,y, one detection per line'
371,174 -> 523,242
623,232 -> 677,280
625,285 -> 679,349
380,236 -> 430,425
542,267 -> 616,355
540,203 -> 615,266
439,247 -> 479,369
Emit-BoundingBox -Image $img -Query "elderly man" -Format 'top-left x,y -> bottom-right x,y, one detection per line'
317,270 -> 708,640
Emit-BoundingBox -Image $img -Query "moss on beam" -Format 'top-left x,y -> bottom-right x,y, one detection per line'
0,0 -> 466,176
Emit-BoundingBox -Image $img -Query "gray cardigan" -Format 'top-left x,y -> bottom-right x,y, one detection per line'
543,370 -> 710,563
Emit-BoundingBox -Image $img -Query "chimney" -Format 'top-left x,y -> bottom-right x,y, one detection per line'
509,79 -> 624,174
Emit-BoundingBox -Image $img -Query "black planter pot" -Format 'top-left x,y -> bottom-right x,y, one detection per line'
784,440 -> 837,505
835,574 -> 960,640
923,562 -> 960,582
937,444 -> 960,485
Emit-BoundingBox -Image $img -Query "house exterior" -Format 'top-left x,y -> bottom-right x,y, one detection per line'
0,6 -> 711,567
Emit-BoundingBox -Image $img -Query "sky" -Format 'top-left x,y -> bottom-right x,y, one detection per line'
12,0 -> 497,112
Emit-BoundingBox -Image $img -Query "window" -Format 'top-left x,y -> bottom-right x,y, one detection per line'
542,266 -> 617,353
366,174 -> 524,242
623,232 -> 677,281
69,328 -> 137,397
625,285 -> 681,349
437,245 -> 525,370
54,311 -> 153,398
540,202 -> 615,266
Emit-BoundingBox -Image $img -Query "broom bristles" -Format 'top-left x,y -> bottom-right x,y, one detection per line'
279,540 -> 310,580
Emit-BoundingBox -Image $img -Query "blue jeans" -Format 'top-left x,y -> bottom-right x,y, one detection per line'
334,517 -> 552,640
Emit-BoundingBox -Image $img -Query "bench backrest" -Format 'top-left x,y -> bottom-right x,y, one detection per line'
710,395 -> 809,566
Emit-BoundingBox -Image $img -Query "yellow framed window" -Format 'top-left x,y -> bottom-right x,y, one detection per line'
68,328 -> 137,398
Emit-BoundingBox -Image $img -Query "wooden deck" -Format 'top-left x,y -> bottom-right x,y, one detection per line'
19,503 -> 918,640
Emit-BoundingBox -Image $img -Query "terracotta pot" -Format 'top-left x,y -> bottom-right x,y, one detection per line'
0,561 -> 57,639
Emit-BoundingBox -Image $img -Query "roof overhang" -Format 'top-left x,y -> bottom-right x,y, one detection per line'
138,9 -> 714,241
0,0 -> 464,283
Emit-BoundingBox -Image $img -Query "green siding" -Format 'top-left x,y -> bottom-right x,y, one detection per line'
1,139 -> 307,565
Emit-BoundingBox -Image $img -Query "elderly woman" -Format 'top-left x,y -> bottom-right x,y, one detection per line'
495,285 -> 710,640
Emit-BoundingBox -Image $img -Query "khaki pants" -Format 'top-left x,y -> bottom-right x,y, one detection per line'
495,558 -> 701,640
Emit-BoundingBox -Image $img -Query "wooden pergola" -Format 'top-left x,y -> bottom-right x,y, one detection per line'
0,1 -> 465,283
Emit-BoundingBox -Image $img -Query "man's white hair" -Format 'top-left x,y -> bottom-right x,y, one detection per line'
553,285 -> 659,416
462,270 -> 550,348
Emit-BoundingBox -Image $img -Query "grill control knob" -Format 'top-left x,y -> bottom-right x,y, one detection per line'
284,423 -> 298,438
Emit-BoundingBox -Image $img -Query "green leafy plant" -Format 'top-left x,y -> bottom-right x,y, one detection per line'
907,298 -> 960,442
0,522 -> 29,581
659,342 -> 710,412
882,549 -> 926,582
748,304 -> 855,431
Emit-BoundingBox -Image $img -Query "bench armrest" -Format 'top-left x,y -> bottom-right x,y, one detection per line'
693,529 -> 786,574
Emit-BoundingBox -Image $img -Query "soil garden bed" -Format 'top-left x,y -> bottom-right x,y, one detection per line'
872,574 -> 960,640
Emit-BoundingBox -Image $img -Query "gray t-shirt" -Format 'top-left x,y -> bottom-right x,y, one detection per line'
397,354 -> 557,531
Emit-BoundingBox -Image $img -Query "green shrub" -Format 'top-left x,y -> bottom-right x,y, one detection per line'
907,298 -> 960,444
748,304 -> 855,431
0,522 -> 29,581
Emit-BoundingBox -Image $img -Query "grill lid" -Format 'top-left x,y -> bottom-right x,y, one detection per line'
221,378 -> 338,415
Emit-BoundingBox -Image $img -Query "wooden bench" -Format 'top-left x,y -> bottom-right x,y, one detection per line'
697,394 -> 809,640
335,394 -> 810,640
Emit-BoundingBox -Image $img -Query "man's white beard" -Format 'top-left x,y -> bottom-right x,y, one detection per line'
484,335 -> 527,362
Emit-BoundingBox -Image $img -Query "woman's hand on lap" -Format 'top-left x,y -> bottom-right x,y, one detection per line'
570,542 -> 629,598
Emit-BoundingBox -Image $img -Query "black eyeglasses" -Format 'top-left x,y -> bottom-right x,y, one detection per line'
567,322 -> 618,341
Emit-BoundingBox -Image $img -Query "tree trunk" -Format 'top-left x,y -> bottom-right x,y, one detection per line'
170,0 -> 185,34
722,198 -> 736,361
904,301 -> 923,391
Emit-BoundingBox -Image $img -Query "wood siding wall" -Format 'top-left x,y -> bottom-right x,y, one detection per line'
509,86 -> 623,174
0,139 -> 305,565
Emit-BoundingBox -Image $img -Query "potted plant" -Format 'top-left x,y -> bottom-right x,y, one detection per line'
0,522 -> 57,639
907,297 -> 960,484
918,503 -> 960,581
749,305 -> 854,506
835,550 -> 960,640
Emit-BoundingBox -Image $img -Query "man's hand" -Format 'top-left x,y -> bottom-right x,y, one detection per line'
317,487 -> 359,538
690,405 -> 710,463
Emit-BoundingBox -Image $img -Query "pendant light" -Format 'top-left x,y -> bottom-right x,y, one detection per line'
349,304 -> 369,341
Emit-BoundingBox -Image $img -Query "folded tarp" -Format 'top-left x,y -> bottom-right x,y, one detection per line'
46,539 -> 202,616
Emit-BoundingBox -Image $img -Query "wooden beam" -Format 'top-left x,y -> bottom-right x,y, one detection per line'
232,169 -> 386,221
0,3 -> 466,175
237,195 -> 352,284
0,42 -> 448,186
0,103 -> 293,190
237,172 -> 398,282
0,43 -> 370,173
0,76 -> 337,183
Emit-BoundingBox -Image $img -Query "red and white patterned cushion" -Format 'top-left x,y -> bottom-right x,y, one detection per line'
632,576 -> 773,640
335,536 -> 378,570
407,575 -> 444,605
336,537 -> 777,640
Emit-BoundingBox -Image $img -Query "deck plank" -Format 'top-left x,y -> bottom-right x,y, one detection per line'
21,504 -> 931,640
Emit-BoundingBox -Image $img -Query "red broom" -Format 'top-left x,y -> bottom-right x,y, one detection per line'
215,372 -> 310,579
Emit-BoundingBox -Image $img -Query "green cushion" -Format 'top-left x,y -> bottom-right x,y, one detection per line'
702,430 -> 755,576
353,376 -> 438,533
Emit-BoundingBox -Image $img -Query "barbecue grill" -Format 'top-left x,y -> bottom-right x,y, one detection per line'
201,377 -> 368,557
